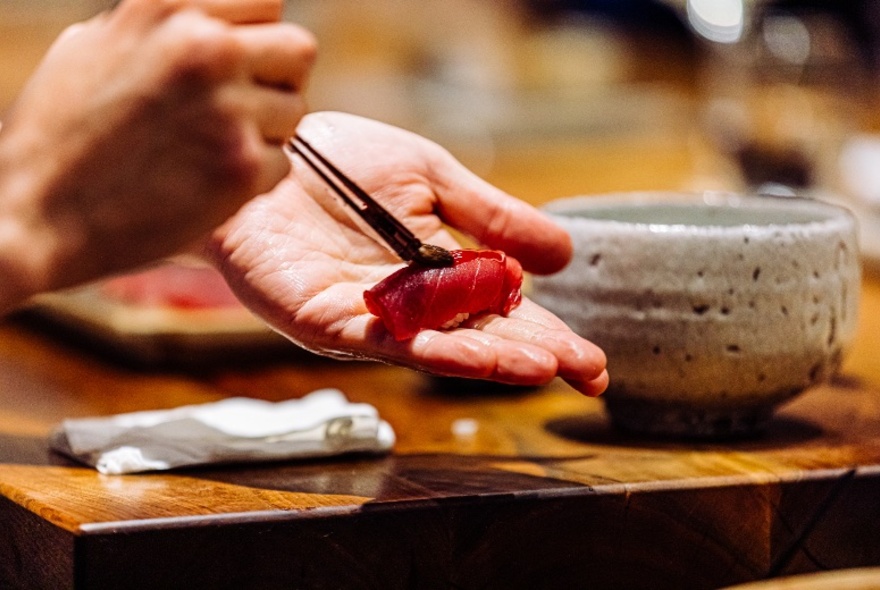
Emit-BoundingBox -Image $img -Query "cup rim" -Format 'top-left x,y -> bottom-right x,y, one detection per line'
542,191 -> 855,232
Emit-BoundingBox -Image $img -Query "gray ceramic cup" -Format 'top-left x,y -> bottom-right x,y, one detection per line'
531,192 -> 860,438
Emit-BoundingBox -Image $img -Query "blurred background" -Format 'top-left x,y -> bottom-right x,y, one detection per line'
3,0 -> 880,208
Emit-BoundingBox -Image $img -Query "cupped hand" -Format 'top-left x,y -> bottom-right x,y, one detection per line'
0,0 -> 315,304
207,112 -> 608,396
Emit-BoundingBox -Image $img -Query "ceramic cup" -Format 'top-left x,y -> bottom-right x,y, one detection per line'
530,192 -> 860,438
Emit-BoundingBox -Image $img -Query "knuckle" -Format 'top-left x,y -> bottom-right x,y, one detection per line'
163,19 -> 243,82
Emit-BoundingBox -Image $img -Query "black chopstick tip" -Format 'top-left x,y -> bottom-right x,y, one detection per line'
414,244 -> 454,268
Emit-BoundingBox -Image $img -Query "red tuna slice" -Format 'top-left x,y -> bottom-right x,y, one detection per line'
363,249 -> 523,341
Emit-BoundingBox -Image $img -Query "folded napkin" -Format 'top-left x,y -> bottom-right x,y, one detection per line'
50,389 -> 395,475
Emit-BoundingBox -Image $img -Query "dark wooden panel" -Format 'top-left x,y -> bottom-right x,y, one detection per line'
775,471 -> 880,576
64,476 -> 880,590
0,495 -> 74,590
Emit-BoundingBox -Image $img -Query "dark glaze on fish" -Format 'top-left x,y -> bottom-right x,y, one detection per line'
412,243 -> 455,268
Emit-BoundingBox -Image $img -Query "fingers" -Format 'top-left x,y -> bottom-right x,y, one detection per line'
406,324 -> 607,396
430,156 -> 573,275
349,301 -> 607,396
408,328 -> 559,384
234,23 -> 317,90
151,7 -> 316,146
118,0 -> 283,24
565,369 -> 610,398
233,22 -> 316,142
466,300 -> 608,393
246,87 -> 309,143
183,18 -> 315,145
184,0 -> 283,23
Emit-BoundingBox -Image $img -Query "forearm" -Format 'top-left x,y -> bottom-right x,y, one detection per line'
0,130 -> 58,313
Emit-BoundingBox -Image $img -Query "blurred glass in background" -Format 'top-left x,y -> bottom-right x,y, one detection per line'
693,0 -> 878,195
683,0 -> 880,263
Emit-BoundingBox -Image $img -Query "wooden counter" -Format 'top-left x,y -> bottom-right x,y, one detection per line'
0,265 -> 879,589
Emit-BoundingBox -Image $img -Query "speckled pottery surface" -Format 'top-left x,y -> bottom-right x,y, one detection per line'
530,192 -> 861,438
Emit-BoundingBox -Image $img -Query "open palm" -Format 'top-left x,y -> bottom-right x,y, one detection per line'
207,112 -> 607,396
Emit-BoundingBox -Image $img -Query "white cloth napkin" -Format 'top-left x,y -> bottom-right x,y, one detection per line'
49,389 -> 395,475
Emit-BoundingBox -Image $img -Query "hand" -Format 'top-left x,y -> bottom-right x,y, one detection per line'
0,0 -> 315,306
207,112 -> 608,396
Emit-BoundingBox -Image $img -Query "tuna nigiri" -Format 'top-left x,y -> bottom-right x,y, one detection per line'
363,249 -> 523,341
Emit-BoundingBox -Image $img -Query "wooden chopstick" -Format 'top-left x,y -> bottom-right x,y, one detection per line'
288,134 -> 453,267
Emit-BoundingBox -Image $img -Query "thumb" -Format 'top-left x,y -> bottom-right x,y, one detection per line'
433,158 -> 573,274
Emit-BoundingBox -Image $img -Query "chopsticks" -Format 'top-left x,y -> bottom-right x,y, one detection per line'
288,134 -> 454,268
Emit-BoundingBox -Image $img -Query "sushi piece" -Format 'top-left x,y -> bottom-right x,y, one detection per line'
363,249 -> 523,341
